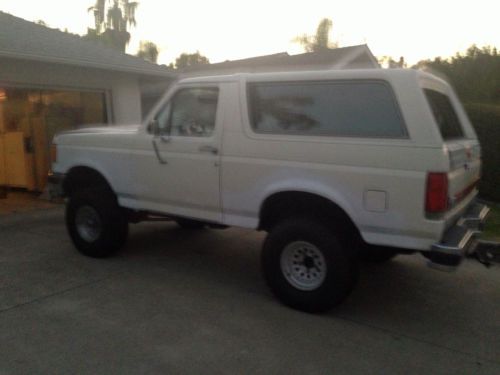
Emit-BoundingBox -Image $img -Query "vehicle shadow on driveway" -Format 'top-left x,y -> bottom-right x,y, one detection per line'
119,222 -> 499,363
121,222 -> 267,293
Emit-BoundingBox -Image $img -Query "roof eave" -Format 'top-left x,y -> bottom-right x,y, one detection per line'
0,50 -> 176,78
330,45 -> 380,69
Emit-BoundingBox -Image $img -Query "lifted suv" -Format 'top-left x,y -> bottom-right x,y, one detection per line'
49,69 -> 494,312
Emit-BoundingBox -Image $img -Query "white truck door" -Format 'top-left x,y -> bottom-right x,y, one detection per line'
131,85 -> 223,223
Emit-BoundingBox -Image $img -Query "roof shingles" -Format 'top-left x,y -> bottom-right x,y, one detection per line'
0,11 -> 174,77
180,45 -> 378,73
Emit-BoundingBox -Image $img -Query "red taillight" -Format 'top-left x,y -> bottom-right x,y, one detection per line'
426,172 -> 449,213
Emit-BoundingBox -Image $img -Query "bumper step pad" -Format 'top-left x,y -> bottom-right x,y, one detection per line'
429,202 -> 500,269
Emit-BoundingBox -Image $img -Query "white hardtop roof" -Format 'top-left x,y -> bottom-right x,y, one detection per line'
178,68 -> 440,85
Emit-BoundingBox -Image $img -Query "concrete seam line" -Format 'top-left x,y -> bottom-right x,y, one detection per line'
335,314 -> 500,366
0,271 -> 127,315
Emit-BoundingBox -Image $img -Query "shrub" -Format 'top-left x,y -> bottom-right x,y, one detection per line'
464,103 -> 500,202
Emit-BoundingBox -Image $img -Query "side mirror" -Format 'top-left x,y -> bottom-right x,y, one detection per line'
149,119 -> 160,136
150,119 -> 171,143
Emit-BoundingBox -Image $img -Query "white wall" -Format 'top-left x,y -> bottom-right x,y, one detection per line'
111,77 -> 142,124
0,57 -> 143,124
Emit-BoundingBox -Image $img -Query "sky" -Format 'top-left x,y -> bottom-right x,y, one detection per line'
0,0 -> 499,66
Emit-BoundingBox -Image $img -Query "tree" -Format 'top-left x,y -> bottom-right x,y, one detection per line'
84,0 -> 139,52
88,0 -> 106,33
414,45 -> 500,202
414,45 -> 500,103
293,18 -> 338,52
378,56 -> 406,69
136,41 -> 159,63
171,51 -> 210,69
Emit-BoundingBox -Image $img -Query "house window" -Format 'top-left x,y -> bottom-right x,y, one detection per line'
0,87 -> 108,191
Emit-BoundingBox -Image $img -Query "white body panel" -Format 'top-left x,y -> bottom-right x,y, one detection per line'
52,69 -> 481,251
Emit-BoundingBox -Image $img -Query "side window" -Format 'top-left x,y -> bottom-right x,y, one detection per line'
248,81 -> 407,138
155,102 -> 171,133
424,89 -> 464,140
167,87 -> 219,137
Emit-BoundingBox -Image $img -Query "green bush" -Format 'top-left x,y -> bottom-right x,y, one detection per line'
464,103 -> 500,202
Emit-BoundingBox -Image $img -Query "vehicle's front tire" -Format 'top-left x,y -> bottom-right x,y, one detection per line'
66,189 -> 128,258
262,217 -> 357,313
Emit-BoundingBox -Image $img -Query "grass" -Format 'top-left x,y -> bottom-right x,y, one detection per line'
481,204 -> 500,241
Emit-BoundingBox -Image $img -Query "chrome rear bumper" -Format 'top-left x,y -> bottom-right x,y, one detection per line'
457,202 -> 490,231
428,201 -> 491,270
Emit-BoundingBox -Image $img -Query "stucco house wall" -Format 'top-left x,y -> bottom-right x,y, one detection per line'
0,57 -> 145,124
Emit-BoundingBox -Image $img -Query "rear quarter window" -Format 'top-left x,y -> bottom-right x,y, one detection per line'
247,80 -> 407,138
424,89 -> 464,140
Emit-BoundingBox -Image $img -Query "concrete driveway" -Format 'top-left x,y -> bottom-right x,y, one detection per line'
0,207 -> 499,374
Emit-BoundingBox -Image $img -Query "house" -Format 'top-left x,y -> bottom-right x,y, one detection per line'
0,12 -> 175,192
179,44 -> 380,77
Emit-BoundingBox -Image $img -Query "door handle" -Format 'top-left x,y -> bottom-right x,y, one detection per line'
198,145 -> 219,155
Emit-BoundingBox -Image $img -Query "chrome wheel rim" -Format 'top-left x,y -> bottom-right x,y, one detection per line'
280,241 -> 327,291
75,206 -> 102,243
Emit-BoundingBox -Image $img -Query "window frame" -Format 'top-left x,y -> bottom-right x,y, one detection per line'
152,86 -> 220,139
245,79 -> 409,140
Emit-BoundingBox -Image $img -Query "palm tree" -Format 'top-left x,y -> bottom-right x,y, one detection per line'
294,18 -> 338,53
121,0 -> 138,28
86,0 -> 139,51
88,0 -> 106,33
106,1 -> 123,31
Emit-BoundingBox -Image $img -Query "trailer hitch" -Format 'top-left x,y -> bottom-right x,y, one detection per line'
469,240 -> 500,267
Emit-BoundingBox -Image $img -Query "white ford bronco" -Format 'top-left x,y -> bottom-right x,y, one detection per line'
49,69 -> 493,312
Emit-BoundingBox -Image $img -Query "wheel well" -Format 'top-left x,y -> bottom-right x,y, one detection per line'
63,167 -> 114,197
259,191 -> 361,240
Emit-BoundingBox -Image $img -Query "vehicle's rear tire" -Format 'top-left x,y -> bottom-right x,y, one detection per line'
66,189 -> 128,258
261,217 -> 357,313
175,218 -> 206,230
360,245 -> 398,263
